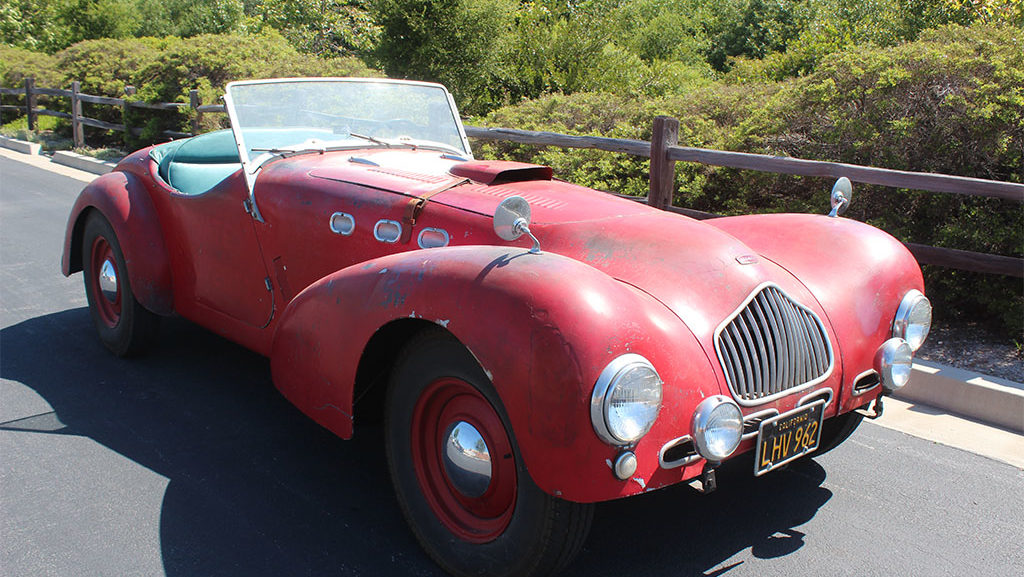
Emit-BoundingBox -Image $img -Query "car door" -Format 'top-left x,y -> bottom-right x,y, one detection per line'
160,170 -> 275,330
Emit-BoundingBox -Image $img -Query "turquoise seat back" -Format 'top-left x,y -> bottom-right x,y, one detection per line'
151,130 -> 240,195
151,128 -> 339,195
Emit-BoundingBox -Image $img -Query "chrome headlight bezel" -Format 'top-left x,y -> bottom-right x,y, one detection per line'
590,354 -> 663,446
892,289 -> 932,352
692,395 -> 743,462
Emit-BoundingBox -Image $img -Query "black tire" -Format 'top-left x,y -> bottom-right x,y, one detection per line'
81,213 -> 160,357
814,410 -> 864,456
385,329 -> 593,577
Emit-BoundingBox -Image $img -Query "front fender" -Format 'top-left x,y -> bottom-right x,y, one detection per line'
61,169 -> 173,315
710,213 -> 925,411
270,245 -> 721,502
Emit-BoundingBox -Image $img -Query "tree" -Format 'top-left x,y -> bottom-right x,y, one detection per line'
371,0 -> 515,114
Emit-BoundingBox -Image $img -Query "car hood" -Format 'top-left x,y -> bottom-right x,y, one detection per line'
309,153 -> 826,343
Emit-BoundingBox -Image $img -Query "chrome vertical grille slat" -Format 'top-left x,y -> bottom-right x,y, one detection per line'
714,284 -> 834,405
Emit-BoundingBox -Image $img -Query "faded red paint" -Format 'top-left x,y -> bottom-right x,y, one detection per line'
62,144 -> 924,503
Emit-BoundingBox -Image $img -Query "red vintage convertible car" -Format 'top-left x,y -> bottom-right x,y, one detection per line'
62,78 -> 931,577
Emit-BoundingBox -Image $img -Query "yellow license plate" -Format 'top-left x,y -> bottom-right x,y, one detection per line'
754,401 -> 825,476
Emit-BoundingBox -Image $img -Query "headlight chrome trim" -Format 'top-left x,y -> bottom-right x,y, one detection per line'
874,337 -> 914,391
892,289 -> 932,352
692,395 -> 743,462
590,353 -> 663,446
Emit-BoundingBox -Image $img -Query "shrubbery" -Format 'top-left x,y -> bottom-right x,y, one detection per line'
2,33 -> 379,147
475,24 -> 1023,336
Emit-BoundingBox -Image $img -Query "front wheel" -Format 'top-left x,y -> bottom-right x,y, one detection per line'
385,330 -> 592,577
81,213 -> 159,356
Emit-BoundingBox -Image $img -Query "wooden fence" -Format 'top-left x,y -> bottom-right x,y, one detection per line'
2,78 -> 1021,277
0,79 -> 222,144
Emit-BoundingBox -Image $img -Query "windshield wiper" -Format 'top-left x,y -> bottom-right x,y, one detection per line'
348,132 -> 390,147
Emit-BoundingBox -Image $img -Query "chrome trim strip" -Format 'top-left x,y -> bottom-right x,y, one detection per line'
329,212 -> 355,235
740,408 -> 780,441
713,282 -> 835,407
417,227 -> 450,249
798,388 -> 834,408
658,435 -> 701,469
373,219 -> 402,243
852,369 -> 881,397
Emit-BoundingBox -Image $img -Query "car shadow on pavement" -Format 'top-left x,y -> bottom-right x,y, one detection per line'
2,309 -> 832,577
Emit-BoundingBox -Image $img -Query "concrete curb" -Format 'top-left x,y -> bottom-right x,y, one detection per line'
0,135 -> 42,155
897,361 -> 1024,433
51,151 -> 117,175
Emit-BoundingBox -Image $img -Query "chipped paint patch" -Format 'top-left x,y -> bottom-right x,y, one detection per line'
436,319 -> 450,327
314,403 -> 354,419
632,476 -> 647,490
378,267 -> 388,274
605,458 -> 614,470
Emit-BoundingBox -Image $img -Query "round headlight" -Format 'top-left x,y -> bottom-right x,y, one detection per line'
875,337 -> 913,391
692,396 -> 743,462
591,354 -> 663,445
892,290 -> 932,352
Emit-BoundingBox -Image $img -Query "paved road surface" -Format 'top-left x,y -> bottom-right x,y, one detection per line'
2,154 -> 1022,576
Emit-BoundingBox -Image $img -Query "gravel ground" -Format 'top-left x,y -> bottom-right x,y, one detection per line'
917,320 -> 1024,383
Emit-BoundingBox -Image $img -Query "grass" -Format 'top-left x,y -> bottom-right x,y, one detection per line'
2,115 -> 124,160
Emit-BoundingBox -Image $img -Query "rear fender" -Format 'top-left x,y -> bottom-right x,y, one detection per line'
710,213 -> 925,412
270,245 -> 720,502
62,170 -> 173,315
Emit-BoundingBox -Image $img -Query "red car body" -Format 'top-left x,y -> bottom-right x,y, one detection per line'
61,78 -> 928,576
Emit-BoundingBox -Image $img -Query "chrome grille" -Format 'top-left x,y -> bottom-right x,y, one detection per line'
715,285 -> 833,404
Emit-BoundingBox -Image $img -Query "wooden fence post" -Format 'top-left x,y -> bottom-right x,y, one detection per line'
122,85 -> 133,144
25,77 -> 37,131
189,89 -> 201,135
648,115 -> 679,210
71,81 -> 84,148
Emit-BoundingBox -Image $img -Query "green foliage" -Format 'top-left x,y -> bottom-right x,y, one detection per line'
0,44 -> 60,87
243,0 -> 381,56
371,0 -> 516,114
60,0 -> 141,44
0,1 -> 70,52
477,23 -> 1023,337
134,0 -> 246,38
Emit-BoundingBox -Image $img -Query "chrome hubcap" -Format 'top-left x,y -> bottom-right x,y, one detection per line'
98,259 -> 118,302
442,421 -> 492,498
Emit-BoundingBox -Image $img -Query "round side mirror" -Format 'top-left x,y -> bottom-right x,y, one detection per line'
493,196 -> 532,241
829,177 -> 853,217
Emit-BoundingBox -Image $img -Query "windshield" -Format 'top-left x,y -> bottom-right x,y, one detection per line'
223,78 -> 470,162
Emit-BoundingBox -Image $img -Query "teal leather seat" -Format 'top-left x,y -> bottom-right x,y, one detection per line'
151,130 -> 240,195
151,128 -> 339,195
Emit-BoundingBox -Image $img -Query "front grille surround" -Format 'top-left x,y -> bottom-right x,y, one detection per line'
714,283 -> 834,406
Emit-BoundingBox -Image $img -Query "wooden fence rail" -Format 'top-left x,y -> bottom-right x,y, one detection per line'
2,78 -> 1021,277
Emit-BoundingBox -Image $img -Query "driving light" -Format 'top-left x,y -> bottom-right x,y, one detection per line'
591,354 -> 663,445
692,396 -> 743,461
892,290 -> 932,352
875,338 -> 913,391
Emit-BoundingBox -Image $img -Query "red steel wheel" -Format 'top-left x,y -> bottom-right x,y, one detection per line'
410,377 -> 516,543
81,213 -> 159,357
386,329 -> 593,577
88,235 -> 122,328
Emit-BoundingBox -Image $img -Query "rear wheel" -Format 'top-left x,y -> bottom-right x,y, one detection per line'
385,330 -> 592,577
82,213 -> 159,356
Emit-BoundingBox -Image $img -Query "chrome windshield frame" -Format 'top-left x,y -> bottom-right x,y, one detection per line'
222,77 -> 473,216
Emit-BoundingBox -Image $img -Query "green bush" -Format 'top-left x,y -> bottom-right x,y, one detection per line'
476,23 -> 1023,338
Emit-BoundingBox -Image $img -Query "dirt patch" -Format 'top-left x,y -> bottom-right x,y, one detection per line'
917,320 -> 1024,384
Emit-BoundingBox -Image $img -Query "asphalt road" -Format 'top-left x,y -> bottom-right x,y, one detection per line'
2,153 -> 1023,577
